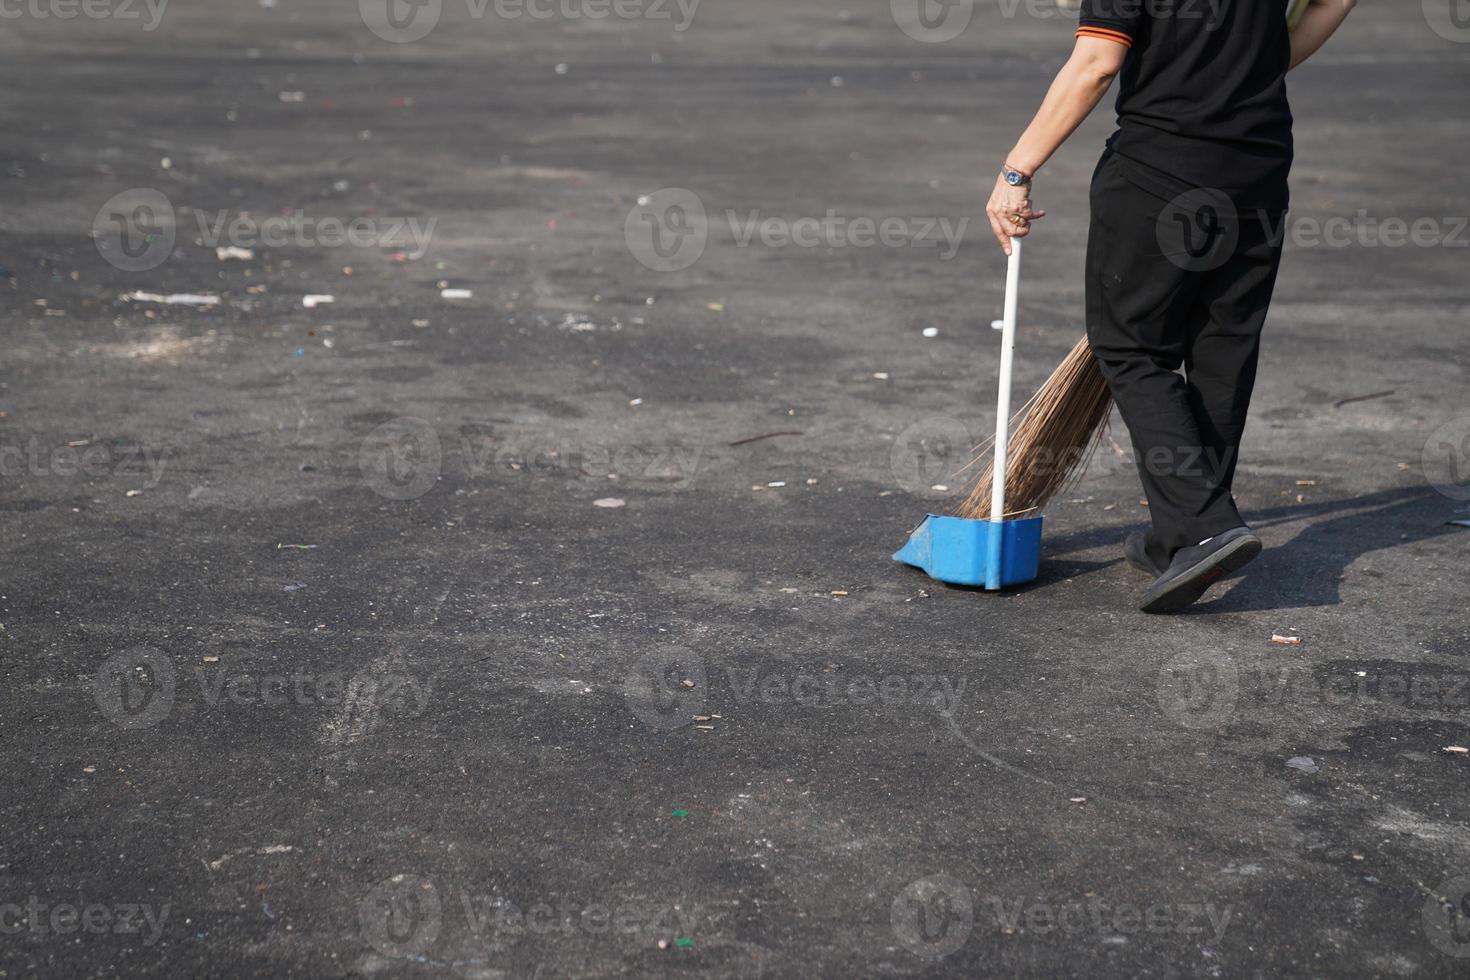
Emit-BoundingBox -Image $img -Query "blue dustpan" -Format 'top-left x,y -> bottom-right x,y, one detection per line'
894,237 -> 1042,591
893,514 -> 1043,589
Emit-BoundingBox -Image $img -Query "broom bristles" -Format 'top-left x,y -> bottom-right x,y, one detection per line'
956,334 -> 1113,520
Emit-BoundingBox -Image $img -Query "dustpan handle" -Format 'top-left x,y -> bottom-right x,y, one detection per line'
990,237 -> 1021,523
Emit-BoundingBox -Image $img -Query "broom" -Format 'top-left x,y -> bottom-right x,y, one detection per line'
955,333 -> 1113,520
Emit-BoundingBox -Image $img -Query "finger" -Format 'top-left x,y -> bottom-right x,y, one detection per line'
987,213 -> 1010,253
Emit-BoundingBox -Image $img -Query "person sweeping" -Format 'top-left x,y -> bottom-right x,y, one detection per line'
980,0 -> 1355,612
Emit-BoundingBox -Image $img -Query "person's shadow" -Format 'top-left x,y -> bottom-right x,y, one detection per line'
1037,485 -> 1463,612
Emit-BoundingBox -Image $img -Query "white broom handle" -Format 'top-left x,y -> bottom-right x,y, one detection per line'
990,238 -> 1021,522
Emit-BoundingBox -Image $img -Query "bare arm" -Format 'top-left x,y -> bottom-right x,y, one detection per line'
1290,0 -> 1356,70
985,37 -> 1128,254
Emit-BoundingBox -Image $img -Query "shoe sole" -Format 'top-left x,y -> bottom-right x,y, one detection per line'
1138,535 -> 1262,614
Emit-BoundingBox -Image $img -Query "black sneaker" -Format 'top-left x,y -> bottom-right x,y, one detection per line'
1124,531 -> 1165,576
1139,527 -> 1261,614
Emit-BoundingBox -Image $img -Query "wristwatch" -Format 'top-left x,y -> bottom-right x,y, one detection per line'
1002,164 -> 1032,187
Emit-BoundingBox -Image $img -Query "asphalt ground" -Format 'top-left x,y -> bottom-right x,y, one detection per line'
1,0 -> 1469,976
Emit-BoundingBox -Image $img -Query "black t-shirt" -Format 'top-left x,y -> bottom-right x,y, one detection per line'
1078,0 -> 1294,208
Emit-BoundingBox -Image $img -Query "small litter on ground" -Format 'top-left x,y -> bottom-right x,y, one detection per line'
441,288 -> 473,300
302,294 -> 334,309
1271,634 -> 1303,645
1286,756 -> 1319,774
123,291 -> 219,306
593,497 -> 625,508
216,246 -> 254,261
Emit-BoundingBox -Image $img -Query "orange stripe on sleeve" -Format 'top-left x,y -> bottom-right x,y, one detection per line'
1075,26 -> 1133,47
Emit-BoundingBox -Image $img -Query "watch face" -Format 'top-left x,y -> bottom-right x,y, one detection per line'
1006,172 -> 1022,185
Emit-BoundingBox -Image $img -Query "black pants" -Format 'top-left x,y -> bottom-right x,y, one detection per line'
1085,150 -> 1285,566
